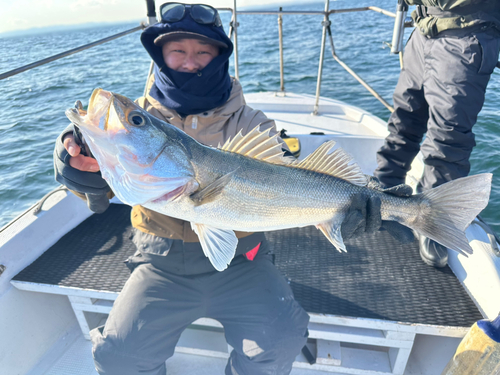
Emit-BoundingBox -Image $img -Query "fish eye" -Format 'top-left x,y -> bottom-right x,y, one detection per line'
128,112 -> 147,127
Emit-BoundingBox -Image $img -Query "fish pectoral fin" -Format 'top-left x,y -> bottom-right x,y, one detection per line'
191,223 -> 238,271
189,169 -> 238,206
316,221 -> 347,253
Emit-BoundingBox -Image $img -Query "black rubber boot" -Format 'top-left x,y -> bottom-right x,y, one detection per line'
418,235 -> 448,268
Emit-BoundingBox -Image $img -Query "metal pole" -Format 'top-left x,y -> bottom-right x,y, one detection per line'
278,7 -> 285,93
143,62 -> 155,97
232,0 -> 239,80
313,0 -> 330,116
238,8 -> 378,16
0,25 -> 145,81
326,26 -> 394,113
390,0 -> 408,54
367,6 -> 396,18
143,0 -> 157,96
145,0 -> 157,25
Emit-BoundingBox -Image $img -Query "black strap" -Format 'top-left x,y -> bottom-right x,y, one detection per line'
415,4 -> 428,19
425,3 -> 494,17
301,343 -> 316,365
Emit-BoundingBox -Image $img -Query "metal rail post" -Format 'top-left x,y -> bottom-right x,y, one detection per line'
145,0 -> 157,26
143,0 -> 157,96
325,25 -> 394,113
313,0 -> 330,116
278,7 -> 285,93
232,0 -> 240,80
390,0 -> 408,71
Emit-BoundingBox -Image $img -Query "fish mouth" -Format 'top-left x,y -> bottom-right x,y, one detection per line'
65,88 -> 114,133
89,88 -> 113,117
86,88 -> 114,131
65,89 -> 140,135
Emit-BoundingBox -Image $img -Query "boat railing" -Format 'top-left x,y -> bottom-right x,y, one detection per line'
235,4 -> 402,113
0,0 -> 413,115
0,25 -> 146,81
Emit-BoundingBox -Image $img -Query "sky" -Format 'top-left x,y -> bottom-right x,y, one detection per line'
0,0 -> 321,34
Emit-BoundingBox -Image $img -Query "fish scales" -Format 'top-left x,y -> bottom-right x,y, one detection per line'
66,89 -> 492,271
166,147 -> 363,231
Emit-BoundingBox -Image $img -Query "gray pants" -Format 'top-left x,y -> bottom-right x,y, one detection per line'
90,242 -> 309,375
375,27 -> 500,190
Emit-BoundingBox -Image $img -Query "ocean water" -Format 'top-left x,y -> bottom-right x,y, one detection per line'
1,0 -> 499,233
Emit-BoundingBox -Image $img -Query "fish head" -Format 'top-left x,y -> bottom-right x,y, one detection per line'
65,88 -> 198,206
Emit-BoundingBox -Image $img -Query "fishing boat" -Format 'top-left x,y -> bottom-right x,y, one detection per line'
1,1 -> 499,374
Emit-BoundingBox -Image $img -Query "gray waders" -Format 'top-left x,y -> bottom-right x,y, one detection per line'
90,230 -> 309,375
375,26 -> 500,191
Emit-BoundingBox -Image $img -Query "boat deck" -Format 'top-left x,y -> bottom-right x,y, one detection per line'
13,203 -> 481,327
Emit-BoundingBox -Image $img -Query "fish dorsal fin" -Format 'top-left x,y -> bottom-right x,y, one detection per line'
293,141 -> 367,187
220,125 -> 290,165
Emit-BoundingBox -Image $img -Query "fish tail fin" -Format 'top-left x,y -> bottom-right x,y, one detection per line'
410,173 -> 492,255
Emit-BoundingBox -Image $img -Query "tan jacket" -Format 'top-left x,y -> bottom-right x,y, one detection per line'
131,74 -> 279,241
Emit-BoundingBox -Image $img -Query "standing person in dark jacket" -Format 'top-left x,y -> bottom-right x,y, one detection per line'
374,0 -> 500,268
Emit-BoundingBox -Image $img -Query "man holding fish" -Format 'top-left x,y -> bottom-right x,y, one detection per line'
53,3 -> 490,375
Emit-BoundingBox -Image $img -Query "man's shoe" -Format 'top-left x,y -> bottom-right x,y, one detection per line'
418,235 -> 448,268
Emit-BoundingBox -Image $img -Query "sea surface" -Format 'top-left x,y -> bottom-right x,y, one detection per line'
1,0 -> 499,233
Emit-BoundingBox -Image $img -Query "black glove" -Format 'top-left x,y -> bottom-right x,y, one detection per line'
53,123 -> 110,213
341,176 -> 415,243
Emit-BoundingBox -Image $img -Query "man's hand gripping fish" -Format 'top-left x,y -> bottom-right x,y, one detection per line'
66,89 -> 492,271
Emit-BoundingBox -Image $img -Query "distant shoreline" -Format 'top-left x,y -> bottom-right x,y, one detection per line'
0,0 -> 325,38
0,20 -> 144,38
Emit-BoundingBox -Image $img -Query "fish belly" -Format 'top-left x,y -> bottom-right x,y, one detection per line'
146,160 -> 360,232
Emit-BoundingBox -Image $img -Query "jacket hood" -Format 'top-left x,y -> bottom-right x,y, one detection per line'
141,15 -> 233,69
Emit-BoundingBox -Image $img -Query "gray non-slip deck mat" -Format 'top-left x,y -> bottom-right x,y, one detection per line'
13,204 -> 483,327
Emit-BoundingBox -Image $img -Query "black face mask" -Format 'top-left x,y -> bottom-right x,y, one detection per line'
149,45 -> 232,117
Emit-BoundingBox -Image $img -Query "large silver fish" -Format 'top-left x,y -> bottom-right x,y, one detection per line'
66,88 -> 492,271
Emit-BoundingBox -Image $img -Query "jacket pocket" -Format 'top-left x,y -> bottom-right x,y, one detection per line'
131,228 -> 173,256
475,31 -> 500,75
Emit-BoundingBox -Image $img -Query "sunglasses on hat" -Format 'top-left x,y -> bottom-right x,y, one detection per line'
160,3 -> 222,27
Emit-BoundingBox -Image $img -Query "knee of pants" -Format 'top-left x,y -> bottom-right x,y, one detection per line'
91,326 -> 167,375
228,303 -> 309,373
269,301 -> 310,346
246,324 -> 309,359
226,329 -> 308,375
248,298 -> 309,354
